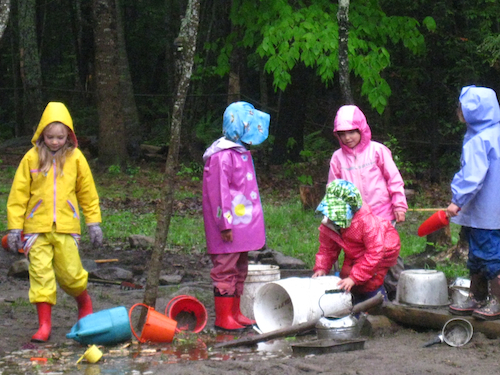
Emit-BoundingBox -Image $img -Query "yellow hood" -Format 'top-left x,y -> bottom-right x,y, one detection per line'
31,102 -> 77,147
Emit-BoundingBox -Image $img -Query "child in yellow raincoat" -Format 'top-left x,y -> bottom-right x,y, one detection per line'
6,102 -> 103,342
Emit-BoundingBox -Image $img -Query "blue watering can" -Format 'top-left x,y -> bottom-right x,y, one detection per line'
67,306 -> 132,345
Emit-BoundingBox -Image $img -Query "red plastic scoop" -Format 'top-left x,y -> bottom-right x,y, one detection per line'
418,210 -> 450,237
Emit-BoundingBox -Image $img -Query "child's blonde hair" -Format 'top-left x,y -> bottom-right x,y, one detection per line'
37,122 -> 76,175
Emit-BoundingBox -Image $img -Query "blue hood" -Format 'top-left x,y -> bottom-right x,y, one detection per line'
460,86 -> 500,143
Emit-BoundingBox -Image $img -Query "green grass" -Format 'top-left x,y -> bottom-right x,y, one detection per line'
263,199 -> 319,267
0,164 -> 468,278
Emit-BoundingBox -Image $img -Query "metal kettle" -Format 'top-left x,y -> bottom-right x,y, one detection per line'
315,312 -> 367,340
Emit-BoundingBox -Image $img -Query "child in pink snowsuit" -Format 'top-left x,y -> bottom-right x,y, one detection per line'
202,101 -> 270,331
328,105 -> 407,300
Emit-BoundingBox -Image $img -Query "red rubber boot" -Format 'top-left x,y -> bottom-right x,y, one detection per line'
233,296 -> 256,326
31,303 -> 52,342
75,290 -> 93,319
214,295 -> 245,331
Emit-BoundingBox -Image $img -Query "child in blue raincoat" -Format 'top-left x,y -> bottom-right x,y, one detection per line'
447,85 -> 500,320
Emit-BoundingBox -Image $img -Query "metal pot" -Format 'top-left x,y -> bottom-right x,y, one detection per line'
315,313 -> 367,340
396,269 -> 449,307
450,277 -> 471,306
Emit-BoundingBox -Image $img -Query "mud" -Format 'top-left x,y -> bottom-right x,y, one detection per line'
2,243 -> 500,374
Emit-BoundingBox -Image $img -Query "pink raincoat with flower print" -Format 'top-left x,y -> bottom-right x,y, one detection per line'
202,138 -> 266,254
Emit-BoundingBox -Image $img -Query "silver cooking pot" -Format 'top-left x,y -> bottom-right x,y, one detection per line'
396,269 -> 449,307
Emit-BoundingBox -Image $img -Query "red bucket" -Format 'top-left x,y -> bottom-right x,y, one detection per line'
165,295 -> 207,333
418,210 -> 450,237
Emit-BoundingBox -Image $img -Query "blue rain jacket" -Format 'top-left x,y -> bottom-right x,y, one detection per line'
451,86 -> 500,229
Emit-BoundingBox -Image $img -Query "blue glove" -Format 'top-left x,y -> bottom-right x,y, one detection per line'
88,224 -> 103,248
7,230 -> 23,252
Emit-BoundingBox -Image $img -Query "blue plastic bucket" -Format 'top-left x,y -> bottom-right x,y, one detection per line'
66,306 -> 132,345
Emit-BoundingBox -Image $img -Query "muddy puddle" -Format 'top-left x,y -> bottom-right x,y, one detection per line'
0,332 -> 316,375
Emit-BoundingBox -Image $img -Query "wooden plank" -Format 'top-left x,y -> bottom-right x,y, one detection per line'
94,259 -> 119,263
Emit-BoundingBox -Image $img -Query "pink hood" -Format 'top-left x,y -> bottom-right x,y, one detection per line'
334,105 -> 371,155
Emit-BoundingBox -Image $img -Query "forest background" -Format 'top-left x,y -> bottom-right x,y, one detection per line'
0,0 -> 500,182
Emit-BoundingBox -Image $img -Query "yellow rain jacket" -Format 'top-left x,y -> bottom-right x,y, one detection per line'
7,102 -> 101,234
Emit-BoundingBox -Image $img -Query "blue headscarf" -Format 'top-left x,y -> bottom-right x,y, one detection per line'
223,102 -> 270,145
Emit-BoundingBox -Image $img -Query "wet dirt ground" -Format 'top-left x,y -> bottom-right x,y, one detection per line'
2,244 -> 500,375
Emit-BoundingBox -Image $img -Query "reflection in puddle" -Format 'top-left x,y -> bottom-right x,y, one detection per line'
0,332 -> 318,374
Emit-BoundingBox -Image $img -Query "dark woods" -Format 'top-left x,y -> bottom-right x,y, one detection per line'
1,0 -> 500,184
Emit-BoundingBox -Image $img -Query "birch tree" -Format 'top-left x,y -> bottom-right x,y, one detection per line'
141,0 -> 201,313
0,0 -> 10,40
337,0 -> 353,105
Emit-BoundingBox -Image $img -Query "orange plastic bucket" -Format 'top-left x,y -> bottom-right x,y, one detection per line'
418,210 -> 450,237
129,303 -> 177,343
165,295 -> 207,333
2,232 -> 25,253
1,235 -> 8,250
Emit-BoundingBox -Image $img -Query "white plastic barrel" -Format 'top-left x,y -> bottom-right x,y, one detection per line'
253,276 -> 352,333
241,264 -> 281,320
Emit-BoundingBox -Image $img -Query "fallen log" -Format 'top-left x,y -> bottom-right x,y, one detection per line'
214,292 -> 384,349
381,303 -> 500,339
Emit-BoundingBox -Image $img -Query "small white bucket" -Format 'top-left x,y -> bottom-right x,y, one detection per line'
253,276 -> 352,333
241,264 -> 280,320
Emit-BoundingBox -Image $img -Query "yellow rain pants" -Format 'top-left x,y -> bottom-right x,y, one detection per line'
28,226 -> 88,305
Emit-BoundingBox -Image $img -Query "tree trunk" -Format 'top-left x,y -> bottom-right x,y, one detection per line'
71,0 -> 93,100
93,0 -> 127,166
270,65 -> 309,164
140,0 -> 200,323
227,14 -> 241,105
116,0 -> 141,159
337,0 -> 353,105
0,0 -> 10,40
18,0 -> 43,135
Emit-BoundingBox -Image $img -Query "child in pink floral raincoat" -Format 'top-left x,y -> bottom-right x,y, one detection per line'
202,101 -> 270,331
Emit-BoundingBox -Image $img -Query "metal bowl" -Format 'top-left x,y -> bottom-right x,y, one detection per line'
396,269 -> 449,307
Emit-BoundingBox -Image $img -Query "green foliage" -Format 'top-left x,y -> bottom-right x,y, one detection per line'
303,130 -> 332,161
125,164 -> 140,177
107,164 -> 122,176
227,0 -> 430,113
194,110 -> 222,148
383,134 -> 416,185
297,174 -> 313,186
422,16 -> 437,32
478,34 -> 500,67
177,162 -> 203,181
